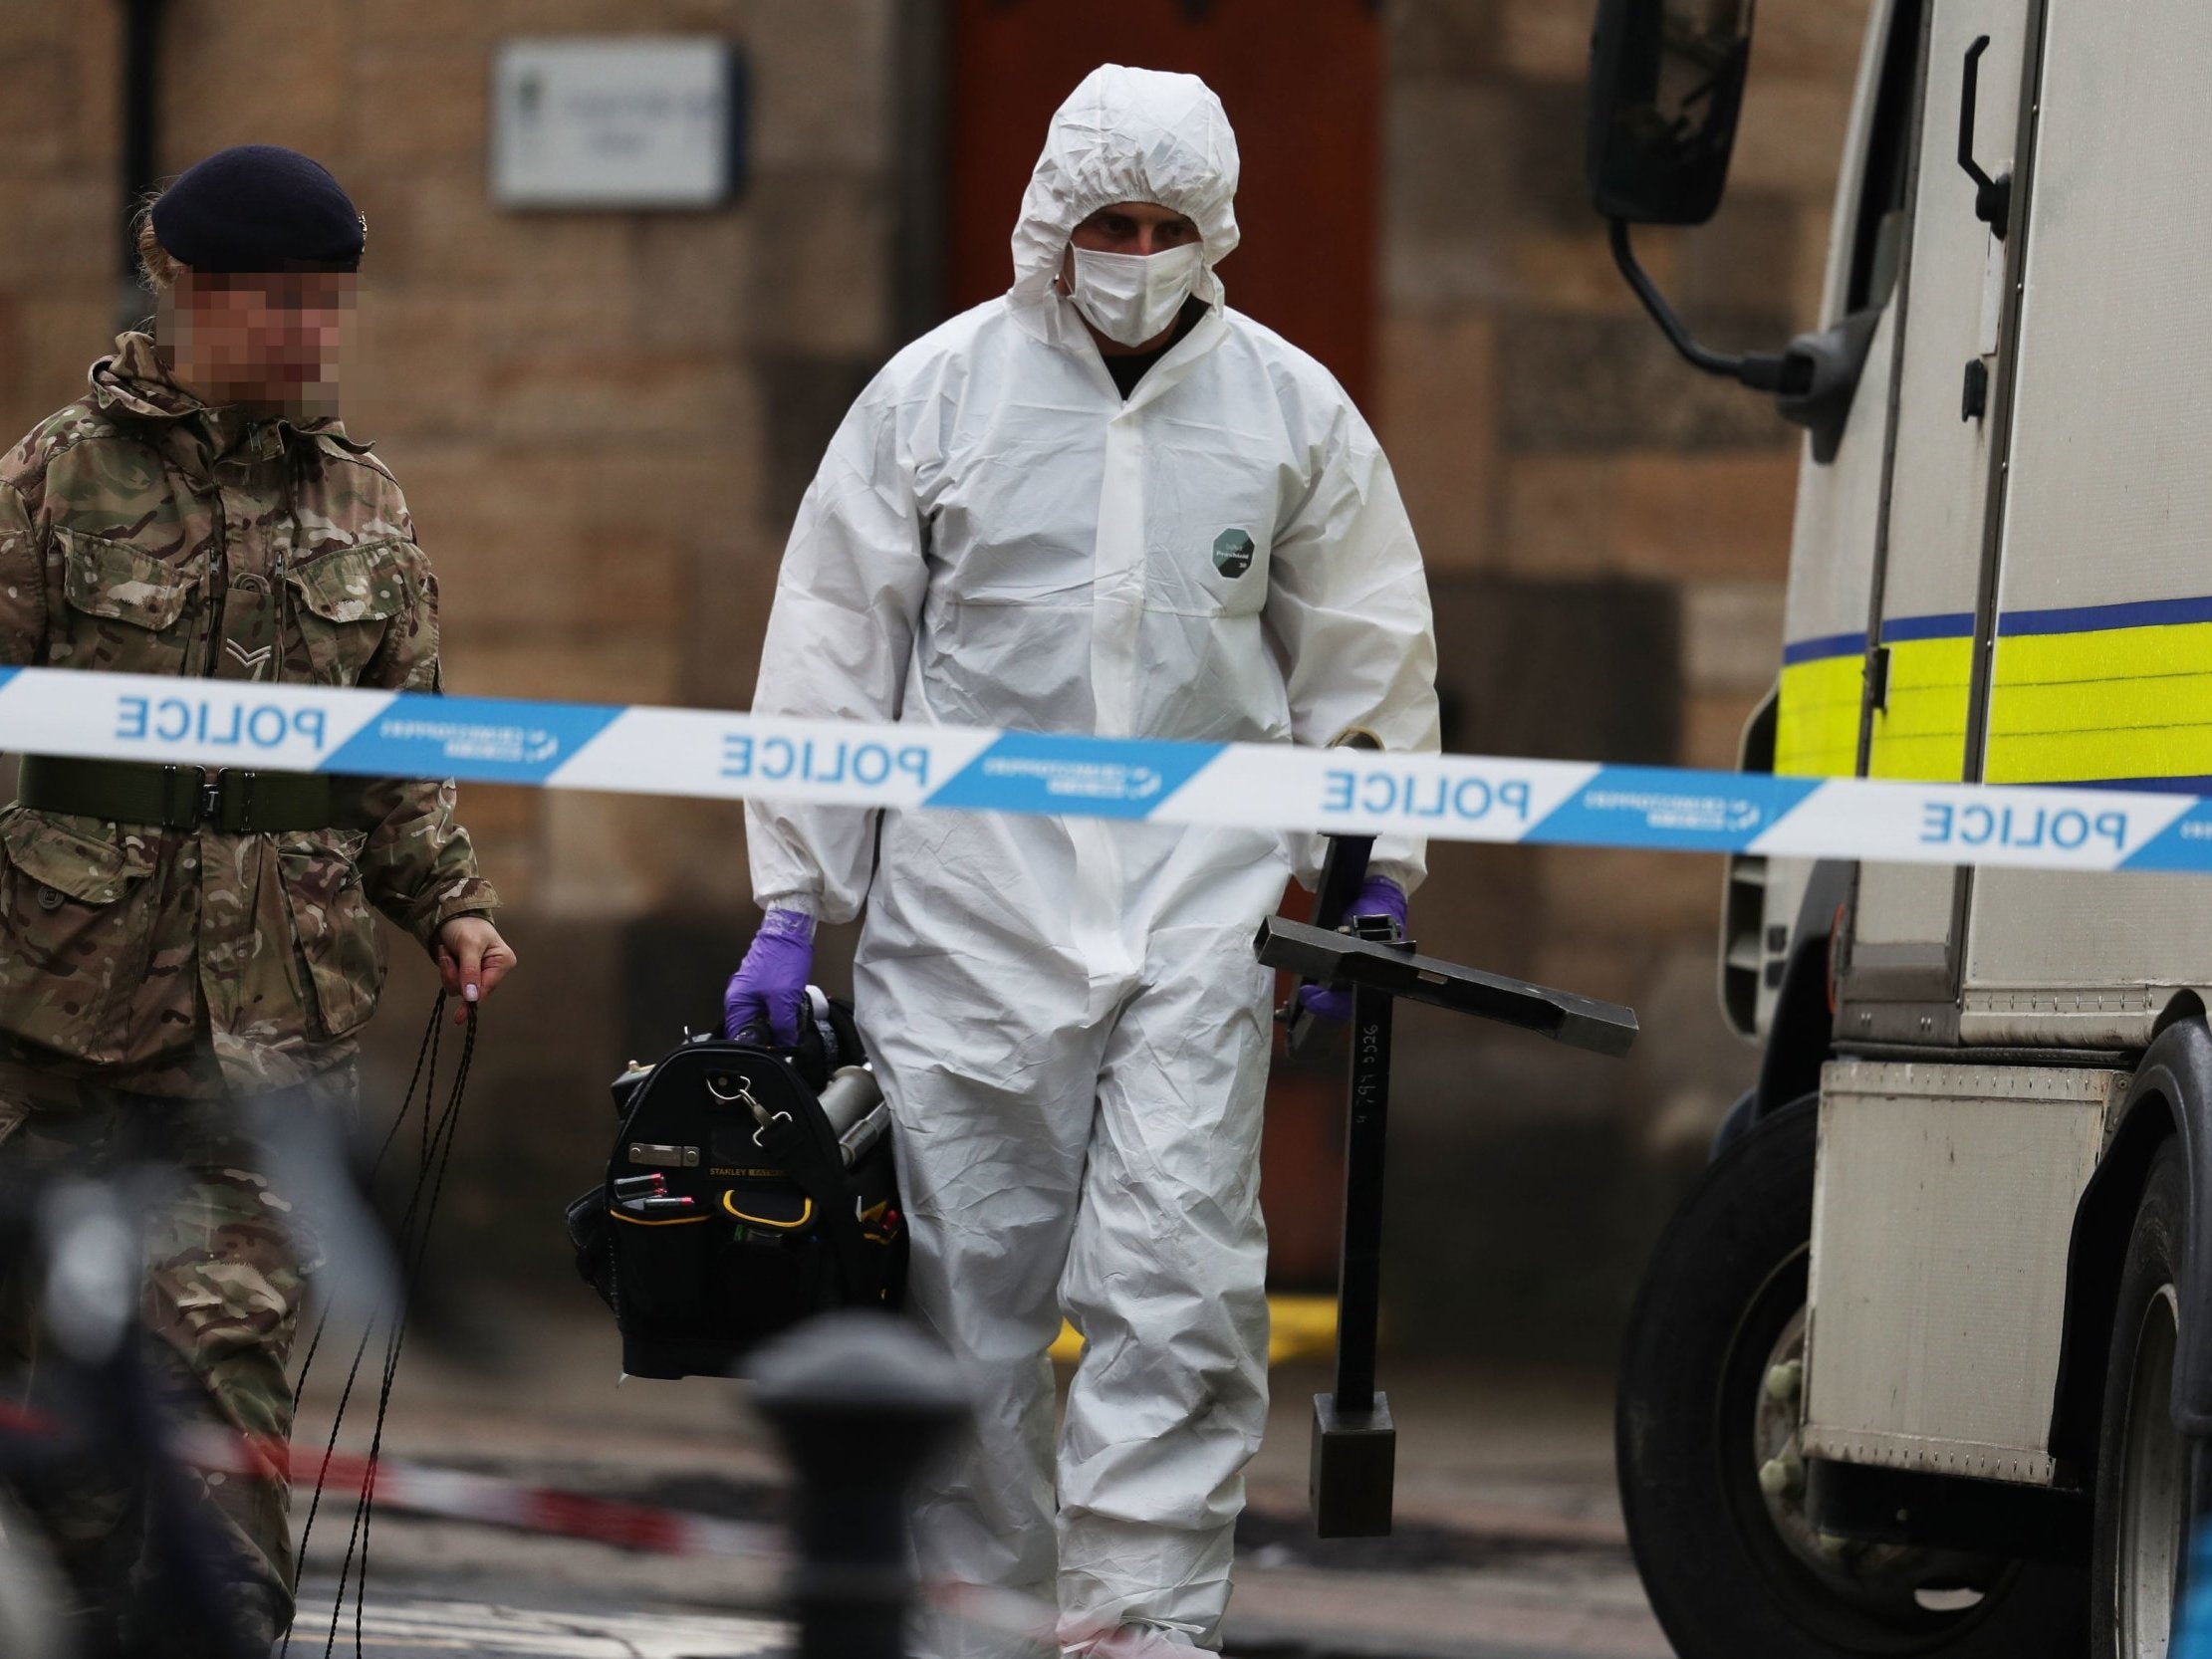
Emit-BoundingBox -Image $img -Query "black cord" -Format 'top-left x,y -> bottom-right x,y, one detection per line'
347,1008 -> 474,1654
323,1001 -> 474,1657
289,1009 -> 443,1441
284,993 -> 454,1656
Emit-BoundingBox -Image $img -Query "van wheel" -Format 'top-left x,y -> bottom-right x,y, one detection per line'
1617,1096 -> 2089,1657
2090,1137 -> 2198,1658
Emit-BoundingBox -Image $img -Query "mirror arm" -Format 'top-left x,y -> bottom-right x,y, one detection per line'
1608,219 -> 1795,393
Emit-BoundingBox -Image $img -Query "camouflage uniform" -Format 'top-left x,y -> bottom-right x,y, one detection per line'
0,333 -> 498,1649
0,1052 -> 351,1652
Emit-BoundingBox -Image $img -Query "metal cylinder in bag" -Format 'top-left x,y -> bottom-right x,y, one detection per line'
819,1066 -> 890,1167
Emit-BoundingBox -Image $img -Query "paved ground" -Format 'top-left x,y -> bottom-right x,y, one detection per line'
285,1586 -> 785,1657
283,1300 -> 1671,1659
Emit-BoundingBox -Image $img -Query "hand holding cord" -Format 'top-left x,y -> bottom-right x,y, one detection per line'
434,914 -> 515,1026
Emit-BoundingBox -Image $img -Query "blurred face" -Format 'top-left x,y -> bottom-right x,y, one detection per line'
160,268 -> 355,417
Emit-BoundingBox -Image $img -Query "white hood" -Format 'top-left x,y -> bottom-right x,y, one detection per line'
1008,64 -> 1241,313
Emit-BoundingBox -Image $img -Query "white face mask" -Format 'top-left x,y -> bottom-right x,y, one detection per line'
1066,243 -> 1204,348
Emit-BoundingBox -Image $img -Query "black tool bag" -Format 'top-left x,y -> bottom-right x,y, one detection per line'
564,996 -> 907,1380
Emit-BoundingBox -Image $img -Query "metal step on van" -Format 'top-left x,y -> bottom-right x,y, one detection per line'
1588,2 -> 2212,1655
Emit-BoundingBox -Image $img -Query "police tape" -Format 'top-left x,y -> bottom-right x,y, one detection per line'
4,665 -> 2211,873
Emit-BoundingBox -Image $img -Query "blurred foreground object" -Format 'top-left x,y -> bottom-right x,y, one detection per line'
0,1485 -> 69,1659
0,1079 -> 342,1656
752,1312 -> 967,1659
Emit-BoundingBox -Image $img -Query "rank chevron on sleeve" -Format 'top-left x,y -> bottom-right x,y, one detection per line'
0,666 -> 2206,874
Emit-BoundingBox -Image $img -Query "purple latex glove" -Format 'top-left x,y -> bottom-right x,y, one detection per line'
1296,876 -> 1408,1023
723,908 -> 816,1046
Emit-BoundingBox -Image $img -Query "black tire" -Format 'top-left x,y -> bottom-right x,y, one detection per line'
2089,1136 -> 2201,1658
1617,1096 -> 2089,1658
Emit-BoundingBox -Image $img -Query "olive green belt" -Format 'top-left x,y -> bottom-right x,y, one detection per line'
15,755 -> 340,833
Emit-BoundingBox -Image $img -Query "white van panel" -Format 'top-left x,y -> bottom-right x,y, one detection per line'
1813,0 -> 1902,325
1967,868 -> 2212,1044
1781,303 -> 1897,667
1863,0 -> 2024,775
1773,0 -> 1906,788
1846,2 -> 2030,986
1780,0 -> 1907,668
1965,0 -> 2212,1011
1987,0 -> 2212,620
1804,1060 -> 2127,1484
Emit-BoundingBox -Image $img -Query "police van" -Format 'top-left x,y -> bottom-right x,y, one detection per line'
1590,1 -> 2212,1654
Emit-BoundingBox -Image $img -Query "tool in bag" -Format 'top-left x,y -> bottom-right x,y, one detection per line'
565,989 -> 908,1380
1258,812 -> 1639,1539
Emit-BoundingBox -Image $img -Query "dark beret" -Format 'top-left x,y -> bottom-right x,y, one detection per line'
150,144 -> 365,274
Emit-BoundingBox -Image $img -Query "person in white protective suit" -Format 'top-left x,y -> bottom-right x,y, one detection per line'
724,65 -> 1441,1657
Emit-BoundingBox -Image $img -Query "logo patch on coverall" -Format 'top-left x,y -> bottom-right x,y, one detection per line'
1213,529 -> 1255,578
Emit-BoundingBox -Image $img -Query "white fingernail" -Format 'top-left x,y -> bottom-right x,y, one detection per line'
464,984 -> 480,1002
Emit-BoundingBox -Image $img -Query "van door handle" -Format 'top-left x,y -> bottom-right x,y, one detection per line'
1957,36 -> 2014,238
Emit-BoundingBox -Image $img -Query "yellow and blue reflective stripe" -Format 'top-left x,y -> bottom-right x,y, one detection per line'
1869,611 -> 1973,784
1777,631 -> 1864,780
1780,595 -> 2212,791
1988,594 -> 2212,790
1775,612 -> 1975,784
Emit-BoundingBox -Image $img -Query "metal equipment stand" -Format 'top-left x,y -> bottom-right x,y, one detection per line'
1258,833 -> 1639,1538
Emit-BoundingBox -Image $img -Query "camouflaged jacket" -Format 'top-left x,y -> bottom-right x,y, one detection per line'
0,333 -> 497,1093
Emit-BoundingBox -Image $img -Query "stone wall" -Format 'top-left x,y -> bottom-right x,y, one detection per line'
1369,0 -> 1867,1355
0,0 -> 1874,1359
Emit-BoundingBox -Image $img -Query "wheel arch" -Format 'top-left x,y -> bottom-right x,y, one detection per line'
2050,1014 -> 2212,1469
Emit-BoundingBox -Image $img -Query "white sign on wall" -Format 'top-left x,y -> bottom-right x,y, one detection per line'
491,38 -> 744,210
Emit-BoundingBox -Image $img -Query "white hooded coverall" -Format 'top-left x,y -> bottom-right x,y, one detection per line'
746,65 -> 1441,1657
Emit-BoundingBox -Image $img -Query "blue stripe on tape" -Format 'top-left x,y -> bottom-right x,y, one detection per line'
1780,630 -> 1868,667
1531,768 -> 1823,853
2000,593 -> 2212,637
2121,802 -> 2212,871
323,694 -> 623,784
925,730 -> 1223,820
1879,611 -> 1976,644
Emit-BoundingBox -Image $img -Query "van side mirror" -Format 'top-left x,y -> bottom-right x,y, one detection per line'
1586,0 -> 1756,226
1585,0 -> 1867,460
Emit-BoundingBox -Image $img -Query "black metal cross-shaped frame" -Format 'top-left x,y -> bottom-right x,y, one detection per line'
1255,830 -> 1639,1539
